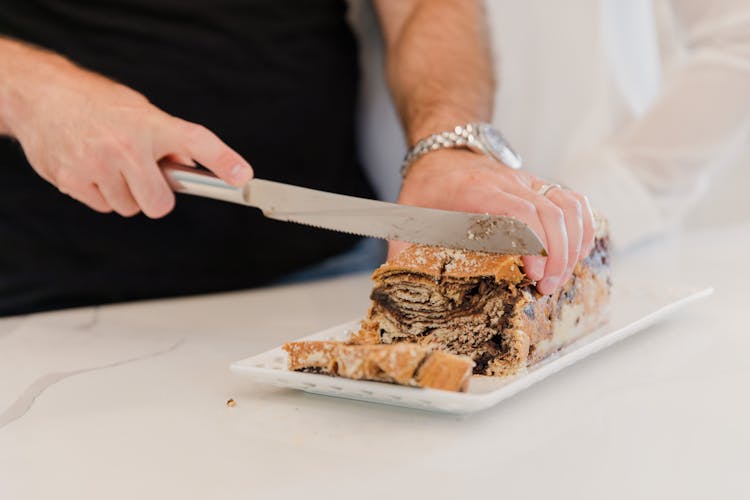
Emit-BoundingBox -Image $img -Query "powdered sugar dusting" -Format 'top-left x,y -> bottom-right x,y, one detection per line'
444,250 -> 481,274
411,246 -> 429,266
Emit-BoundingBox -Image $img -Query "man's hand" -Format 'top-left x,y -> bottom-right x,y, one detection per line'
392,150 -> 596,295
0,38 -> 252,218
375,0 -> 595,295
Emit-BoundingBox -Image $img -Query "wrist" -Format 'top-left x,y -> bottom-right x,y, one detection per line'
401,148 -> 484,185
402,122 -> 522,178
406,111 -> 489,146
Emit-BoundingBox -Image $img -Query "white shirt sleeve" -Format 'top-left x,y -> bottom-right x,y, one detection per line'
561,0 -> 750,250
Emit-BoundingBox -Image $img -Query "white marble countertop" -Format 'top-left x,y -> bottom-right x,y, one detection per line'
1,223 -> 748,500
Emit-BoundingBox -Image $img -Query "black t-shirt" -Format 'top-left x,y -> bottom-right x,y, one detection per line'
0,0 -> 374,315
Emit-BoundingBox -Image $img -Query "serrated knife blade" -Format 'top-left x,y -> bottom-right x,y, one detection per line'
161,163 -> 546,255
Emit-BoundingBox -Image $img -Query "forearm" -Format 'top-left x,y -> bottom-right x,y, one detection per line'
0,37 -> 28,136
0,37 -> 76,137
374,0 -> 495,143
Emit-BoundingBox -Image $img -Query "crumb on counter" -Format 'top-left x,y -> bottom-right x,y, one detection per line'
226,398 -> 236,407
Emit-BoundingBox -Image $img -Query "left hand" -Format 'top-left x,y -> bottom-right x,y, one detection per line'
390,149 -> 596,295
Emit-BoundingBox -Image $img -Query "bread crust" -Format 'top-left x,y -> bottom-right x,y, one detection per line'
283,341 -> 474,392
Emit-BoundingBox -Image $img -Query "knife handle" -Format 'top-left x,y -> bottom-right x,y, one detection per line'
159,161 -> 248,205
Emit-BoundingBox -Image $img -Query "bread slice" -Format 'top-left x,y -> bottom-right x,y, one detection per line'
283,341 -> 474,392
354,219 -> 611,376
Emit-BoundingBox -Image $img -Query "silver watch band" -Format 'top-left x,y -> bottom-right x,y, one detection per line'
400,123 -> 520,178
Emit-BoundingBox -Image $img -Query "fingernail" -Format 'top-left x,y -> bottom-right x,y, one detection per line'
230,164 -> 252,183
532,259 -> 546,277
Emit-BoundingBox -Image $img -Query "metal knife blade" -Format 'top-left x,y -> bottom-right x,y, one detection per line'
161,162 -> 546,255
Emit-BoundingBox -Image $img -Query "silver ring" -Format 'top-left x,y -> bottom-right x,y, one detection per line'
537,183 -> 562,197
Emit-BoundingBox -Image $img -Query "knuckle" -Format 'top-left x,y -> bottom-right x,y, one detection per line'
118,205 -> 140,218
576,194 -> 594,216
462,170 -> 489,186
88,162 -> 112,181
566,195 -> 582,215
106,136 -> 140,161
539,200 -> 564,223
44,163 -> 63,185
79,195 -> 105,213
104,186 -> 140,217
549,245 -> 570,265
35,166 -> 54,184
458,178 -> 489,197
93,137 -> 120,157
144,191 -> 176,219
513,174 -> 534,189
55,168 -> 78,190
90,141 -> 123,169
519,200 -> 536,218
183,122 -> 211,142
214,148 -> 240,168
94,206 -> 113,214
117,137 -> 141,160
577,192 -> 592,208
513,173 -> 534,189
507,198 -> 537,221
550,191 -> 581,215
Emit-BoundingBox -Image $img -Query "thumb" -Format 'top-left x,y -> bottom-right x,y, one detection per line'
387,240 -> 409,261
156,117 -> 253,186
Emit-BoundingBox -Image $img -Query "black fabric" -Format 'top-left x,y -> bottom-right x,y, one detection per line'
0,0 -> 373,316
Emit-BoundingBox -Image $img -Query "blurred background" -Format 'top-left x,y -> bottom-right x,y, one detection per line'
349,0 -> 750,244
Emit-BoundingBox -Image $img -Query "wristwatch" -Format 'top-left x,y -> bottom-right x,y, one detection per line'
401,122 -> 523,177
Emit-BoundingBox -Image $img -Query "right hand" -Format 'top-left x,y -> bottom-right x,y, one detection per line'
3,46 -> 253,218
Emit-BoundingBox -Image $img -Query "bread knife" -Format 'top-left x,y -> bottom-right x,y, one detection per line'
160,162 -> 546,256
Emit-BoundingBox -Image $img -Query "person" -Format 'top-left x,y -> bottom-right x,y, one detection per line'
0,0 -> 594,317
359,0 -> 750,252
500,0 -> 750,248
487,0 -> 750,248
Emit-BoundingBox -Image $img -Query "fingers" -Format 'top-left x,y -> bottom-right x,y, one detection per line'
58,157 -> 173,219
119,158 -> 176,218
161,152 -> 196,168
503,179 -> 590,294
58,178 -> 112,214
576,193 -> 596,257
96,170 -> 141,217
158,118 -> 253,186
54,115 -> 242,218
522,255 -> 546,283
492,180 -> 568,291
547,188 -> 583,289
530,195 -> 569,295
89,151 -> 174,218
471,189 -> 549,282
387,241 -> 409,260
397,158 -> 594,296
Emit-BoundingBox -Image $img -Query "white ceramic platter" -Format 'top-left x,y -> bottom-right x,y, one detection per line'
231,281 -> 713,414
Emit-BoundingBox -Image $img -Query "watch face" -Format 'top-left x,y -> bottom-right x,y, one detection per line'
480,124 -> 522,169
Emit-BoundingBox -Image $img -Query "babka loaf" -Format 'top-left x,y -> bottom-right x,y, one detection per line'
353,221 -> 611,376
285,220 -> 610,390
